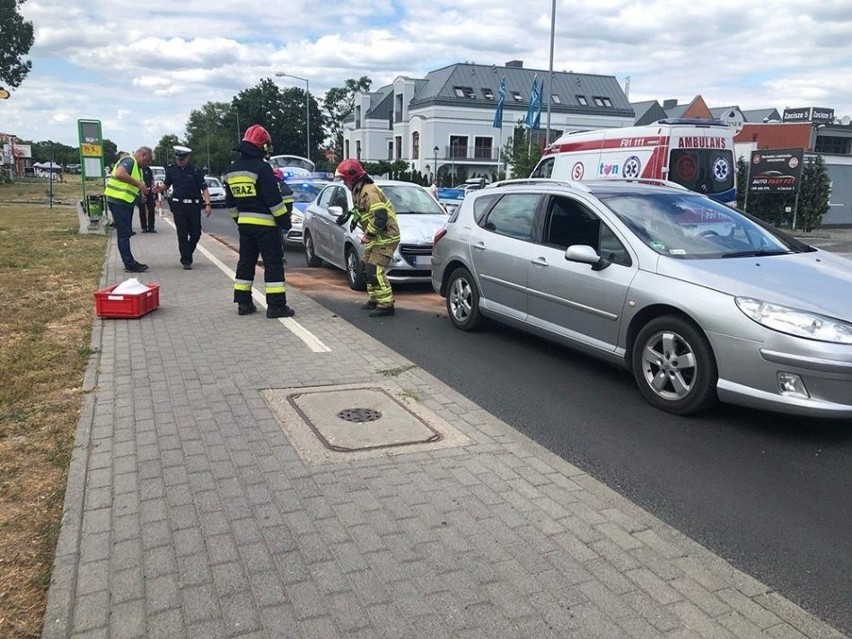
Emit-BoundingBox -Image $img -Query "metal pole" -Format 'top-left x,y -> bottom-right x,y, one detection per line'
305,79 -> 311,162
545,0 -> 556,145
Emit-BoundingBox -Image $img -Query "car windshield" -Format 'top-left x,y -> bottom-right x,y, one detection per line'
383,185 -> 446,215
288,181 -> 327,203
602,193 -> 799,259
205,177 -> 222,188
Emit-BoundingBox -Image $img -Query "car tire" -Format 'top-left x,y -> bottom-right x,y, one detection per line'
345,245 -> 367,291
445,267 -> 486,331
631,316 -> 718,415
304,232 -> 322,267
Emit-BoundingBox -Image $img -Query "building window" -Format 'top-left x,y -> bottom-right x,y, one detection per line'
593,96 -> 613,107
474,136 -> 493,160
395,136 -> 402,160
576,95 -> 588,106
511,91 -> 523,102
412,132 -> 420,159
395,94 -> 403,123
815,135 -> 851,154
387,139 -> 393,160
453,86 -> 465,98
356,141 -> 361,160
551,94 -> 562,104
450,135 -> 468,159
355,106 -> 361,128
482,88 -> 494,100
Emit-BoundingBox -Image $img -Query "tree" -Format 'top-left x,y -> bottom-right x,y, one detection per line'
185,102 -> 236,174
500,122 -> 544,179
154,134 -> 181,167
797,154 -> 831,231
323,76 -> 372,157
0,0 -> 34,90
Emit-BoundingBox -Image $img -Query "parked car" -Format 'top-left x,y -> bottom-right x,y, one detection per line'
431,178 -> 852,417
303,180 -> 448,290
436,187 -> 465,216
281,178 -> 329,247
204,176 -> 227,207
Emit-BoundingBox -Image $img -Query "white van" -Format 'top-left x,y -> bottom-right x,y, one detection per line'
531,119 -> 736,205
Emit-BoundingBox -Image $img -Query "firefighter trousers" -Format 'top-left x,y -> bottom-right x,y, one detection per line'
364,261 -> 394,308
234,224 -> 287,308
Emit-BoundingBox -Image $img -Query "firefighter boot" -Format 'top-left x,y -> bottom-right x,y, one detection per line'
267,305 -> 295,319
361,299 -> 378,310
237,302 -> 257,316
369,305 -> 395,317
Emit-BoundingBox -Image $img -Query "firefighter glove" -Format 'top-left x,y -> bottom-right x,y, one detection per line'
335,211 -> 350,226
279,214 -> 292,232
350,218 -> 359,232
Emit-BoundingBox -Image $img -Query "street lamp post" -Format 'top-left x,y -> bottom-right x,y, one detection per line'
433,146 -> 439,184
275,72 -> 310,161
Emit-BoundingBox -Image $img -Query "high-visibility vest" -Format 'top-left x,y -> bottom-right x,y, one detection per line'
104,157 -> 142,204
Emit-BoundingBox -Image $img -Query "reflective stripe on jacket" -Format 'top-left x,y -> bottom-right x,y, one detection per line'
353,182 -> 400,249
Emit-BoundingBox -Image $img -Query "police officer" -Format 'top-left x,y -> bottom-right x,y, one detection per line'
163,145 -> 211,269
334,159 -> 400,317
139,164 -> 157,232
222,125 -> 296,318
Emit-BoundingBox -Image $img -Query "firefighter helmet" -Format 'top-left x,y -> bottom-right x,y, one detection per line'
334,158 -> 367,187
242,125 -> 272,156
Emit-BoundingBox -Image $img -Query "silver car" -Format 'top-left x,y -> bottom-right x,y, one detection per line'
431,179 -> 852,417
303,180 -> 448,290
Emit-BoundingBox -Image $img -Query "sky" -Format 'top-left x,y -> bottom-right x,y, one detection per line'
3,0 -> 852,153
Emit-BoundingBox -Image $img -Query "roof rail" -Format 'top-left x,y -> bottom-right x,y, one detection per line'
486,178 -> 592,192
586,177 -> 691,191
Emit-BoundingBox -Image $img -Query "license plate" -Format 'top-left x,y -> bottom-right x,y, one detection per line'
415,255 -> 431,267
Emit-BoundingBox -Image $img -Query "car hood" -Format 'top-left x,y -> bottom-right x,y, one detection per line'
397,214 -> 447,245
655,250 -> 852,319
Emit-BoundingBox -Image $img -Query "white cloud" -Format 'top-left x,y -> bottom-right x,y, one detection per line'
6,0 -> 852,150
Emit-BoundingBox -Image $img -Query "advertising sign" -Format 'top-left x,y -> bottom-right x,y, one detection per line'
782,107 -> 835,125
747,148 -> 804,194
77,119 -> 104,179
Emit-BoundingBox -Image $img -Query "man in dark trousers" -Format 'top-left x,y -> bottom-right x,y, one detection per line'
222,125 -> 295,318
163,145 -> 211,269
139,164 -> 157,232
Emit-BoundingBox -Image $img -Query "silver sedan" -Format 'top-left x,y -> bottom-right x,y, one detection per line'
303,180 -> 448,290
431,179 -> 852,417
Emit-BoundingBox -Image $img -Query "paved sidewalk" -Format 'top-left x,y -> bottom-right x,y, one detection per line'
42,218 -> 848,638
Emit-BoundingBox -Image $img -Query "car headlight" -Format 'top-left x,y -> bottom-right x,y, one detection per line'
735,297 -> 852,344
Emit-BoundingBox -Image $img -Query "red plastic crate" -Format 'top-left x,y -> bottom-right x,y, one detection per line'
94,283 -> 160,319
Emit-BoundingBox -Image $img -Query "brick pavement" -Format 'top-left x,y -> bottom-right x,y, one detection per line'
42,217 -> 849,638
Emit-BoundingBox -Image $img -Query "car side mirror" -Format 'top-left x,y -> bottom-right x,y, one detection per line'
565,244 -> 611,271
328,205 -> 343,217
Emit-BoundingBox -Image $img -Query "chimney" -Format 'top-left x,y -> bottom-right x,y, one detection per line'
505,60 -> 524,68
663,99 -> 678,109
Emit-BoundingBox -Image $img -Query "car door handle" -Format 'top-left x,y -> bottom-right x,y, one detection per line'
531,257 -> 548,267
473,241 -> 486,251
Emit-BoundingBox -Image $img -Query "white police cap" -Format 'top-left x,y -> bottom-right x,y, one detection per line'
173,145 -> 192,157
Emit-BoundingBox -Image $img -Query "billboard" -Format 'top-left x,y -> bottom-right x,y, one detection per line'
782,106 -> 835,126
747,148 -> 804,194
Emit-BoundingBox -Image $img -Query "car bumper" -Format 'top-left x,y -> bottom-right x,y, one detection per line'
711,331 -> 852,418
282,222 -> 304,246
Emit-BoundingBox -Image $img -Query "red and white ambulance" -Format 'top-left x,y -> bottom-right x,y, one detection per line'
531,119 -> 737,204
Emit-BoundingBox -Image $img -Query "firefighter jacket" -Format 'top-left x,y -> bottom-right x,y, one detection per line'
104,155 -> 142,205
223,141 -> 293,229
351,180 -> 401,265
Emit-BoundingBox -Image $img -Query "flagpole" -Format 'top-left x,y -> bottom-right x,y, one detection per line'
546,0 -> 556,145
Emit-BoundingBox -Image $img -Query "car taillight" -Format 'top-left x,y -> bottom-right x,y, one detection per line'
433,227 -> 447,245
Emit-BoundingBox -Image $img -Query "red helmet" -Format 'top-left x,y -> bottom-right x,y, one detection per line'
334,158 -> 367,187
242,125 -> 272,155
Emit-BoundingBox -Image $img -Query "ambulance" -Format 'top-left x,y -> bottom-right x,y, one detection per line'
531,119 -> 736,204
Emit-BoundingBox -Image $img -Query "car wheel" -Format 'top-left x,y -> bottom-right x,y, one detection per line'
304,232 -> 322,267
631,316 -> 718,415
345,246 -> 367,291
446,267 -> 486,331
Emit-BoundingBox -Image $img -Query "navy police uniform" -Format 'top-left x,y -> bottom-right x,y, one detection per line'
164,146 -> 210,269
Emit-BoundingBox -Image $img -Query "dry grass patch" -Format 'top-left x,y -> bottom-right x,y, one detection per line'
0,190 -> 107,638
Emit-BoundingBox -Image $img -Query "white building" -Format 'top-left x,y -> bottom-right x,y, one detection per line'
342,61 -> 634,185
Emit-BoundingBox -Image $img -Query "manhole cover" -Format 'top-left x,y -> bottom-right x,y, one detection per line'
337,408 -> 383,423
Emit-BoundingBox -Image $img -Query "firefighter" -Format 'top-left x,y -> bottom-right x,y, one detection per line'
333,159 -> 400,317
222,125 -> 296,318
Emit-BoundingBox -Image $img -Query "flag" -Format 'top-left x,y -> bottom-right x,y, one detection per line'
492,76 -> 506,129
525,75 -> 543,129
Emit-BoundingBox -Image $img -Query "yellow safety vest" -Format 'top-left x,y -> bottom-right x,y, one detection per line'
104,157 -> 142,204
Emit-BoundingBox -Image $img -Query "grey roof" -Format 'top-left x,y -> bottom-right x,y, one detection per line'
631,100 -> 667,125
664,104 -> 690,119
710,106 -> 742,119
409,62 -> 633,117
742,108 -> 781,123
364,85 -> 394,119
